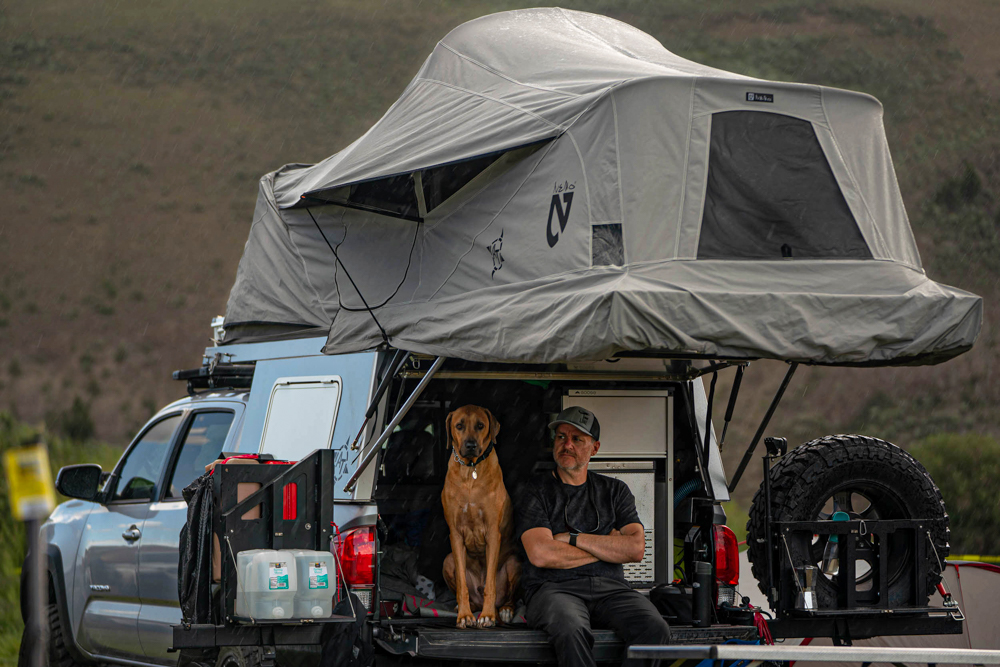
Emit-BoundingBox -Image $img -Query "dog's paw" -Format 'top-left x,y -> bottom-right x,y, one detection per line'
456,609 -> 476,629
477,609 -> 496,628
499,606 -> 514,624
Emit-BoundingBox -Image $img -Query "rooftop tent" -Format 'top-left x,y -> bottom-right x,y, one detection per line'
224,7 -> 982,366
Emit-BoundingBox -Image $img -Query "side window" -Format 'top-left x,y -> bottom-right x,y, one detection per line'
112,415 -> 182,502
697,111 -> 872,260
259,377 -> 341,462
166,411 -> 235,499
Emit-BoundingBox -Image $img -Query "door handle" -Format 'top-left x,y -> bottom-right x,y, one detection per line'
122,525 -> 141,541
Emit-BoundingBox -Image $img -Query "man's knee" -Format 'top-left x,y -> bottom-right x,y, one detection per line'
629,601 -> 671,645
527,590 -> 590,637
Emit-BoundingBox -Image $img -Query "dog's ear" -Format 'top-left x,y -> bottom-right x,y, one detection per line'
445,410 -> 455,450
485,408 -> 500,445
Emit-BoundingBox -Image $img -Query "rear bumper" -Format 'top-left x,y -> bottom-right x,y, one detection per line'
373,620 -> 759,663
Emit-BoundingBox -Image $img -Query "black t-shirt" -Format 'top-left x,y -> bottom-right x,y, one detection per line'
517,471 -> 642,600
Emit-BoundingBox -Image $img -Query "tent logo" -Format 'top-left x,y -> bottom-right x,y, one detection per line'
489,229 -> 505,278
547,181 -> 575,248
746,92 -> 773,103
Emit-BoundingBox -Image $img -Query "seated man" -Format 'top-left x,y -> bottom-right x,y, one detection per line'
519,406 -> 671,667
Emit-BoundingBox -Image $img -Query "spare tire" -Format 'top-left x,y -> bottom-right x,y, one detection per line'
746,434 -> 949,610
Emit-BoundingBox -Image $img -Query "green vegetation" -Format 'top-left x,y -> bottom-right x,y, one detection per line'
911,433 -> 1000,555
0,412 -> 122,667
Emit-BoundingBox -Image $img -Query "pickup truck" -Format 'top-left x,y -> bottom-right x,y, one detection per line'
25,333 -> 961,667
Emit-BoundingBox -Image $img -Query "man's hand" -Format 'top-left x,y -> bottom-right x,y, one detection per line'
570,523 -> 645,564
522,527 -> 600,569
523,524 -> 645,569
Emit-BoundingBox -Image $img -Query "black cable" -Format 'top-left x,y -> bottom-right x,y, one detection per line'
336,220 -> 419,312
306,208 -> 389,345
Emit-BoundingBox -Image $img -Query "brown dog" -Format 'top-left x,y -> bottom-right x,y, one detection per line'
441,405 -> 521,628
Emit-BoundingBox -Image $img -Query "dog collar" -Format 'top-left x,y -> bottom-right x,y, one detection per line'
454,441 -> 495,477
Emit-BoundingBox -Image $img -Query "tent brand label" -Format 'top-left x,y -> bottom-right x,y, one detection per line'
547,181 -> 576,248
269,563 -> 289,590
309,563 -> 329,589
746,92 -> 773,103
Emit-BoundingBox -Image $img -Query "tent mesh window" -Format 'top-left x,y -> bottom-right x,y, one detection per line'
303,152 -> 507,221
593,224 -> 624,266
314,173 -> 421,221
421,153 -> 503,213
697,111 -> 872,260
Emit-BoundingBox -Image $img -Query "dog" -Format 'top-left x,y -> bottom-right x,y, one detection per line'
441,405 -> 521,628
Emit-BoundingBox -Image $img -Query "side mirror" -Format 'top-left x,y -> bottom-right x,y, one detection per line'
55,464 -> 104,501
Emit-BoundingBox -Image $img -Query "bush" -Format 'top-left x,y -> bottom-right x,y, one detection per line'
48,397 -> 96,442
910,433 -> 1000,556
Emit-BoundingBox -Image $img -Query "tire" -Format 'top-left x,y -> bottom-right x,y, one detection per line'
18,602 -> 84,667
746,435 -> 949,610
216,647 -> 270,667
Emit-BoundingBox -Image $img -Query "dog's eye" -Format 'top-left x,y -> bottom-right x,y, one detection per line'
456,422 -> 464,430
476,422 -> 484,430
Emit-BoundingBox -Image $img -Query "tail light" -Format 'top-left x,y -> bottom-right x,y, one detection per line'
337,526 -> 376,586
714,524 -> 740,605
336,526 -> 376,612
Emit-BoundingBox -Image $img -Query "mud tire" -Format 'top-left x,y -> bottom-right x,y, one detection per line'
746,434 -> 949,610
18,601 -> 85,667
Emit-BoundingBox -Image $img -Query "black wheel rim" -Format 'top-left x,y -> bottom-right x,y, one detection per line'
806,481 -> 912,591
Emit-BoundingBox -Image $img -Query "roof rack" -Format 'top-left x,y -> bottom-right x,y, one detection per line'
172,363 -> 255,395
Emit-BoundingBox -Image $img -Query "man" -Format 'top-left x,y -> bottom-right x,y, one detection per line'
519,406 -> 671,667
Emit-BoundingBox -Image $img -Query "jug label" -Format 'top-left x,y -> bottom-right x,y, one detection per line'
309,563 -> 329,589
269,563 -> 289,590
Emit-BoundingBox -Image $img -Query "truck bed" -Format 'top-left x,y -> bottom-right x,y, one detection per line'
374,618 -> 759,662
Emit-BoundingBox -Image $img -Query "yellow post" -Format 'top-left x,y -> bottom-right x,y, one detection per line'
5,441 -> 56,667
5,443 -> 56,521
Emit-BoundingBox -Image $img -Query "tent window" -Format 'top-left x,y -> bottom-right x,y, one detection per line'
593,224 -> 624,266
697,111 -> 871,260
422,153 -> 503,213
313,173 -> 421,221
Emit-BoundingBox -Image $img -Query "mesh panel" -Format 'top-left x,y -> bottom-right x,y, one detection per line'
698,111 -> 872,260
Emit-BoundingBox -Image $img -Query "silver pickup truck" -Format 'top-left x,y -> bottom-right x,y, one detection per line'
25,330 -> 960,667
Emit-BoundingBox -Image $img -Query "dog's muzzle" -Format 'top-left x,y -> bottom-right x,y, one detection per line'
461,440 -> 480,457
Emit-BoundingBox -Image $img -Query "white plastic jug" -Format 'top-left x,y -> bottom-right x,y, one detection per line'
234,549 -> 297,620
288,549 -> 335,618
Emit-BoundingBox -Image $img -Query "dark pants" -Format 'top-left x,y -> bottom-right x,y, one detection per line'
526,577 -> 671,667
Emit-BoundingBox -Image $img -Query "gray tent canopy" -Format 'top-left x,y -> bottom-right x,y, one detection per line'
224,7 -> 981,366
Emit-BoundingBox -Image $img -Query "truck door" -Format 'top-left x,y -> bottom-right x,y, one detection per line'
76,413 -> 183,661
137,408 -> 241,664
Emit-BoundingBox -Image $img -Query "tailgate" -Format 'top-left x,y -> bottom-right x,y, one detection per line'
374,619 -> 759,662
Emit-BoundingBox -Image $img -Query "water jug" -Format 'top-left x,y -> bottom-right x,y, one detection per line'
288,549 -> 336,618
234,549 -> 297,619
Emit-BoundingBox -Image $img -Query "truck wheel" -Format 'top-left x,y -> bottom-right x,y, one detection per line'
746,434 -> 949,610
18,603 -> 84,667
217,647 -> 273,667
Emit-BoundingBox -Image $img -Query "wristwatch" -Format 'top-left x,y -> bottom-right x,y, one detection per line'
569,532 -> 579,547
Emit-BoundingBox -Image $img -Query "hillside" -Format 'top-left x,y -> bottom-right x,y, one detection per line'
1,0 -> 998,504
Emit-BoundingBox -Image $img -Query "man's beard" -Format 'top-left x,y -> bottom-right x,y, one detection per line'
555,450 -> 586,472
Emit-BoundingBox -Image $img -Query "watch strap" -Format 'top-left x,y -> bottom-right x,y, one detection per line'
569,532 -> 579,547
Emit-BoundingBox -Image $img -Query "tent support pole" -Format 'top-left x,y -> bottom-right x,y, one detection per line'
702,371 -> 718,479
343,356 -> 446,493
727,362 -> 798,494
718,363 -> 747,451
348,348 -> 410,450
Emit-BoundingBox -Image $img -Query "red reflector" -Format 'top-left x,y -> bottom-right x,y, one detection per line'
338,526 -> 376,587
714,524 -> 740,586
282,483 -> 297,521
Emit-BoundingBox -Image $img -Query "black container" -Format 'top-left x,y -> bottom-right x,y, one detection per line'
692,561 -> 712,628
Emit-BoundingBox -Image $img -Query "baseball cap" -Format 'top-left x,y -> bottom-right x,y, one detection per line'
549,406 -> 601,441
